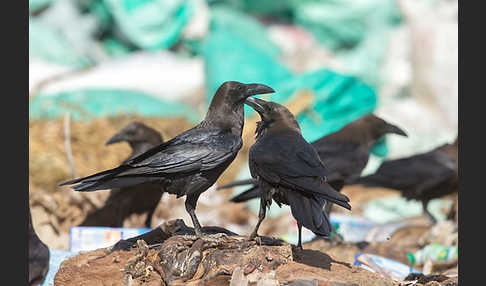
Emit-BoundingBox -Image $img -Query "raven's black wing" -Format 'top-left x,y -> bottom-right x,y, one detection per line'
226,139 -> 369,203
355,148 -> 456,194
249,132 -> 351,210
312,139 -> 370,182
60,128 -> 242,193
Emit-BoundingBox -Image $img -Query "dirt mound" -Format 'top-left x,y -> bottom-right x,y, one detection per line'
54,220 -> 399,286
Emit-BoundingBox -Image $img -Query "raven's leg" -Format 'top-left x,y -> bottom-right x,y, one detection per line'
248,196 -> 267,241
185,193 -> 203,237
324,202 -> 344,245
324,200 -> 333,217
422,199 -> 437,224
145,192 -> 164,228
144,206 -> 156,228
297,222 -> 303,250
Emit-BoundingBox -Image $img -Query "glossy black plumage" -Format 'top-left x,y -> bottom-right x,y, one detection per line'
244,97 -> 351,249
60,81 -> 275,236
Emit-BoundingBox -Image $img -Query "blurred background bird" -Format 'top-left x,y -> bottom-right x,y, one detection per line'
79,122 -> 165,228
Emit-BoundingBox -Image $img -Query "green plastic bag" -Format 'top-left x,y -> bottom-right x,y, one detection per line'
103,0 -> 194,50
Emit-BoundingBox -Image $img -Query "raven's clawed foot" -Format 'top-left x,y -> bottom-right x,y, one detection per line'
247,232 -> 262,246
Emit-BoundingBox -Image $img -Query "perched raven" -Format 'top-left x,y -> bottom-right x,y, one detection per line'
244,97 -> 351,249
60,81 -> 275,236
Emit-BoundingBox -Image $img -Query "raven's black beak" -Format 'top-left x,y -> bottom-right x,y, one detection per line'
244,83 -> 275,97
386,124 -> 408,137
244,97 -> 267,115
105,132 -> 126,145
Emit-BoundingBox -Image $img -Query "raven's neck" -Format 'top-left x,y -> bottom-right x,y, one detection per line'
256,120 -> 301,141
201,104 -> 245,137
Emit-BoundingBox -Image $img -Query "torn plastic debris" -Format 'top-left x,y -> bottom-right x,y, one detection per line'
327,213 -> 376,243
406,244 -> 458,267
364,221 -> 413,242
69,226 -> 151,252
29,89 -> 200,123
283,214 -> 378,245
355,253 -> 421,281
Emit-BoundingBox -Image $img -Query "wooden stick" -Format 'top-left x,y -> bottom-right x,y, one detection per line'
63,113 -> 77,178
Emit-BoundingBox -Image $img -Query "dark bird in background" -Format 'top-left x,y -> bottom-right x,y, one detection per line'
29,206 -> 50,286
351,136 -> 458,223
60,81 -> 275,236
243,97 -> 351,249
219,113 -> 408,219
80,122 -> 164,228
106,122 -> 164,160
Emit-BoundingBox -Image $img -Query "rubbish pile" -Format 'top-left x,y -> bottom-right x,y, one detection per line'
29,0 -> 458,285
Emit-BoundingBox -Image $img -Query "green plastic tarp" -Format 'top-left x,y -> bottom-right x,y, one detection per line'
29,89 -> 199,123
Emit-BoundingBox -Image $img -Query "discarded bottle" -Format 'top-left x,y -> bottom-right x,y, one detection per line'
407,243 -> 458,266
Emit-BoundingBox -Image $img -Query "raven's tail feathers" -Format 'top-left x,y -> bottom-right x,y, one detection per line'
230,187 -> 261,203
286,191 -> 331,237
282,177 -> 351,211
59,166 -> 127,188
70,176 -> 158,192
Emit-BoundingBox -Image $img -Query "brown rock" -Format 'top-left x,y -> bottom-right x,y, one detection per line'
54,220 -> 399,286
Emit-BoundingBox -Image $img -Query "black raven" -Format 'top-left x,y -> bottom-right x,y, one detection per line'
352,137 -> 458,223
244,97 -> 351,249
60,81 -> 275,236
